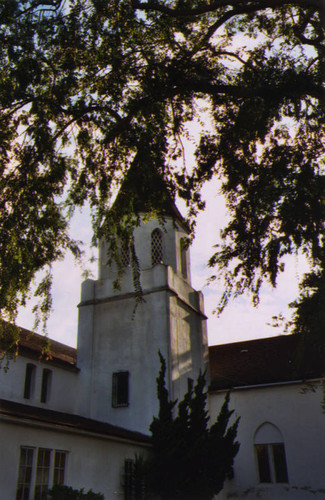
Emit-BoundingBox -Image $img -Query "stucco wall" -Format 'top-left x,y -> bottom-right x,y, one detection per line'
210,382 -> 325,499
0,355 -> 79,414
76,212 -> 207,435
0,418 -> 149,500
77,263 -> 207,435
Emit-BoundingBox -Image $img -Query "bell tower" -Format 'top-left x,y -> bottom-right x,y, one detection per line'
76,167 -> 208,435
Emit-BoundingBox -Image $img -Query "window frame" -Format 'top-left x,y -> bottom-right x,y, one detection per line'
120,240 -> 130,267
124,458 -> 147,500
255,442 -> 289,484
24,363 -> 36,400
15,447 -> 68,500
16,446 -> 35,500
180,237 -> 188,279
151,228 -> 163,266
112,371 -> 129,408
34,448 -> 51,500
40,369 -> 52,403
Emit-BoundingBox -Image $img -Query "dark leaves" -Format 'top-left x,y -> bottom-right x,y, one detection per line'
149,354 -> 240,500
0,0 -> 324,341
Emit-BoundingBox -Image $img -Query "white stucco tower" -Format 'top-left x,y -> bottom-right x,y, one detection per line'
76,169 -> 208,435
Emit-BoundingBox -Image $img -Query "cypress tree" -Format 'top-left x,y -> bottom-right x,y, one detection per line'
148,354 -> 240,500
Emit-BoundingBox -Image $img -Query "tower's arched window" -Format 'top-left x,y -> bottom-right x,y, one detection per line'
151,229 -> 163,265
254,422 -> 289,484
120,240 -> 130,267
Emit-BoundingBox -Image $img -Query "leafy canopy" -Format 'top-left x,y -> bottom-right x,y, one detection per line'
148,352 -> 240,500
1,0 -> 324,340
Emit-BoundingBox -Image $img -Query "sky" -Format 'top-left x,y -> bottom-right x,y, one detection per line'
14,26 -> 313,349
17,176 -> 306,349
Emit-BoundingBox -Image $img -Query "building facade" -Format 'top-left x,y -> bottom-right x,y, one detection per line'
0,201 -> 324,499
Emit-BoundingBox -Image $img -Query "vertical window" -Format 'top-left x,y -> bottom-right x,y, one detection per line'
40,369 -> 52,403
124,459 -> 134,500
180,238 -> 188,279
16,447 -> 34,500
34,448 -> 51,500
272,443 -> 289,483
112,371 -> 129,407
124,458 -> 147,500
121,240 -> 130,267
151,229 -> 163,265
254,423 -> 289,484
24,364 -> 36,400
53,451 -> 67,486
255,444 -> 272,483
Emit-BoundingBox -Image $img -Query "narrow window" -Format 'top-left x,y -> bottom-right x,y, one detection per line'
16,447 -> 34,500
24,363 -> 36,399
124,459 -> 134,500
151,229 -> 163,265
40,369 -> 52,403
124,458 -> 147,500
34,448 -> 51,500
272,443 -> 289,483
180,238 -> 188,279
255,444 -> 272,483
121,240 -> 130,267
53,451 -> 67,486
112,371 -> 129,407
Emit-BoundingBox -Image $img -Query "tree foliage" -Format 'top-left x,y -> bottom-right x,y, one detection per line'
148,352 -> 240,500
1,0 -> 324,340
49,484 -> 104,500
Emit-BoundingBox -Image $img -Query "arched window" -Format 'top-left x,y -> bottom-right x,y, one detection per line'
120,240 -> 130,267
254,422 -> 289,484
151,229 -> 163,265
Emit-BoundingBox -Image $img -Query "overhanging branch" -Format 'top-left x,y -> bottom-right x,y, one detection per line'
132,0 -> 325,18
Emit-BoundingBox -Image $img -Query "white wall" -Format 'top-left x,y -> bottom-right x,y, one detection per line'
76,214 -> 208,435
0,417 -> 149,499
0,355 -> 79,414
210,381 -> 325,499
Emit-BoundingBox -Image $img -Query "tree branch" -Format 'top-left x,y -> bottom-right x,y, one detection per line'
132,0 -> 325,18
180,78 -> 325,102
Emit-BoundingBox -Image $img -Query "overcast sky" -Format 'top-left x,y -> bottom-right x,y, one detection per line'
17,176 -> 305,348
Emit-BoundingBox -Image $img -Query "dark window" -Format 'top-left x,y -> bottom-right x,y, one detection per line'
255,443 -> 288,484
24,364 -> 36,399
124,459 -> 147,500
124,459 -> 134,500
180,238 -> 188,279
112,371 -> 129,407
40,369 -> 52,403
34,448 -> 51,500
16,447 -> 67,500
272,443 -> 289,483
151,229 -> 163,265
16,447 -> 34,500
121,240 -> 130,267
53,451 -> 67,485
256,444 -> 272,483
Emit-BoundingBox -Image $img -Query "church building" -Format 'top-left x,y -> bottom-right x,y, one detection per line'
0,181 -> 324,499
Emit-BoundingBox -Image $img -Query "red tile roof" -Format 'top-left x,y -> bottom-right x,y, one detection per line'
209,335 -> 325,391
17,327 -> 77,370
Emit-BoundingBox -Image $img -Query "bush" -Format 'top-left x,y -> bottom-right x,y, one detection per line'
48,484 -> 104,500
